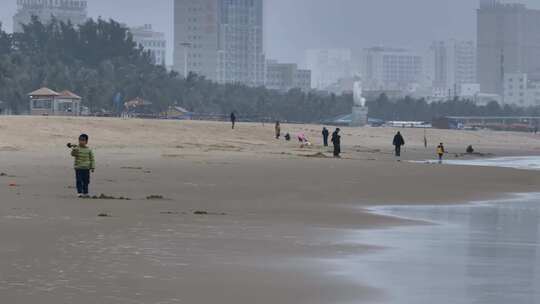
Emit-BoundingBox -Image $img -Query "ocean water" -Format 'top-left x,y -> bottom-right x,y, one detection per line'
444,156 -> 540,171
340,157 -> 540,304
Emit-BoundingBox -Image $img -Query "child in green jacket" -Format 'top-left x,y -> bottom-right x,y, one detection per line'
70,134 -> 95,198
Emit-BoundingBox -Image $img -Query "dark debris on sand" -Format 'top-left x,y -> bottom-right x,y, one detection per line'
84,194 -> 132,200
160,211 -> 188,215
146,195 -> 165,200
302,152 -> 330,159
193,210 -> 227,216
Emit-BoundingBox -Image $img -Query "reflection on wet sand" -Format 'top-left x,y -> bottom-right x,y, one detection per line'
342,195 -> 540,304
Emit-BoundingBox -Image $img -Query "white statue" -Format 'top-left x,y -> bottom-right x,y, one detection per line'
351,79 -> 368,127
353,80 -> 366,107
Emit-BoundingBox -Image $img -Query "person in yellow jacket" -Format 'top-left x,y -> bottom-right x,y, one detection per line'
437,143 -> 445,164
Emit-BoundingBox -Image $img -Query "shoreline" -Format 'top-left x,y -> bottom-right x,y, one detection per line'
343,191 -> 540,303
362,191 -> 540,227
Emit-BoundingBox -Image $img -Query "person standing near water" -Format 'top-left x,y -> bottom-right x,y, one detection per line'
393,131 -> 405,157
230,112 -> 236,129
331,128 -> 341,158
437,143 -> 446,163
275,121 -> 281,139
322,127 -> 329,147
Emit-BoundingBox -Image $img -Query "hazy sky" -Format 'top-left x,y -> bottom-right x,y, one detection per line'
1,0 -> 538,66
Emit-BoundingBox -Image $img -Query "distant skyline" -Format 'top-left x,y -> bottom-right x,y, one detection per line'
1,0 -> 538,67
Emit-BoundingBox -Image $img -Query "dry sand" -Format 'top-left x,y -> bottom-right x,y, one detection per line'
1,116 -> 540,303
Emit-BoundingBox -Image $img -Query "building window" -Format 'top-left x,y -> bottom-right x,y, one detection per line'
32,99 -> 53,109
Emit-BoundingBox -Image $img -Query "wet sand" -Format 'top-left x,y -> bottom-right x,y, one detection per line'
1,116 -> 540,303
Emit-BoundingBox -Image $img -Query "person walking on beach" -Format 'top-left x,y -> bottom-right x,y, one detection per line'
437,143 -> 446,164
331,128 -> 341,158
230,112 -> 236,129
322,127 -> 329,147
69,134 -> 95,198
393,131 -> 405,157
275,121 -> 281,139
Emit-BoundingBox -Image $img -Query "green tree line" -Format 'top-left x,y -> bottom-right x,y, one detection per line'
367,94 -> 540,121
0,17 -> 352,122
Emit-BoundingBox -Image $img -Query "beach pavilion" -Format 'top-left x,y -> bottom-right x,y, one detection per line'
28,87 -> 82,116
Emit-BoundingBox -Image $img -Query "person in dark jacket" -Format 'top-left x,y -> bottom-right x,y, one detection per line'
322,127 -> 330,147
393,131 -> 405,157
331,128 -> 341,158
230,112 -> 236,129
275,121 -> 281,139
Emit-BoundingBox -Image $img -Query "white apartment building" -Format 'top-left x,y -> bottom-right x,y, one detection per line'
174,0 -> 265,86
130,24 -> 167,66
504,73 -> 540,107
362,47 -> 423,91
13,0 -> 88,32
429,40 -> 477,97
305,49 -> 352,91
265,60 -> 311,92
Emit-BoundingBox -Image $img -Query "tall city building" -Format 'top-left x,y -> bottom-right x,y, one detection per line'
477,1 -> 540,94
13,0 -> 88,33
362,47 -> 423,91
173,0 -> 265,86
305,49 -> 352,90
130,24 -> 167,66
430,40 -> 476,96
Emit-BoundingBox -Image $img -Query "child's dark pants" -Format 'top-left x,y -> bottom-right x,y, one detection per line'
75,169 -> 90,194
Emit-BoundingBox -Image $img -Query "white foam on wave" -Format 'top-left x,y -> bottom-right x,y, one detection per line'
413,156 -> 540,171
445,156 -> 540,170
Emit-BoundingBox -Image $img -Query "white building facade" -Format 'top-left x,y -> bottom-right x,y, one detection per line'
362,47 -> 423,91
174,0 -> 265,86
305,48 -> 352,91
130,24 -> 167,66
429,40 -> 477,97
13,0 -> 88,32
504,73 -> 540,107
265,60 -> 311,92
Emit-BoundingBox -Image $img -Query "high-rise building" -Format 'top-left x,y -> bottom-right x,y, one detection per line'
13,0 -> 88,32
430,40 -> 476,96
305,49 -> 352,90
477,1 -> 540,94
130,24 -> 167,66
362,47 -> 423,91
173,0 -> 265,86
265,60 -> 311,92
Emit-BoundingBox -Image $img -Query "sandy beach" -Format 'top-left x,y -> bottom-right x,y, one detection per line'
1,116 -> 540,303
